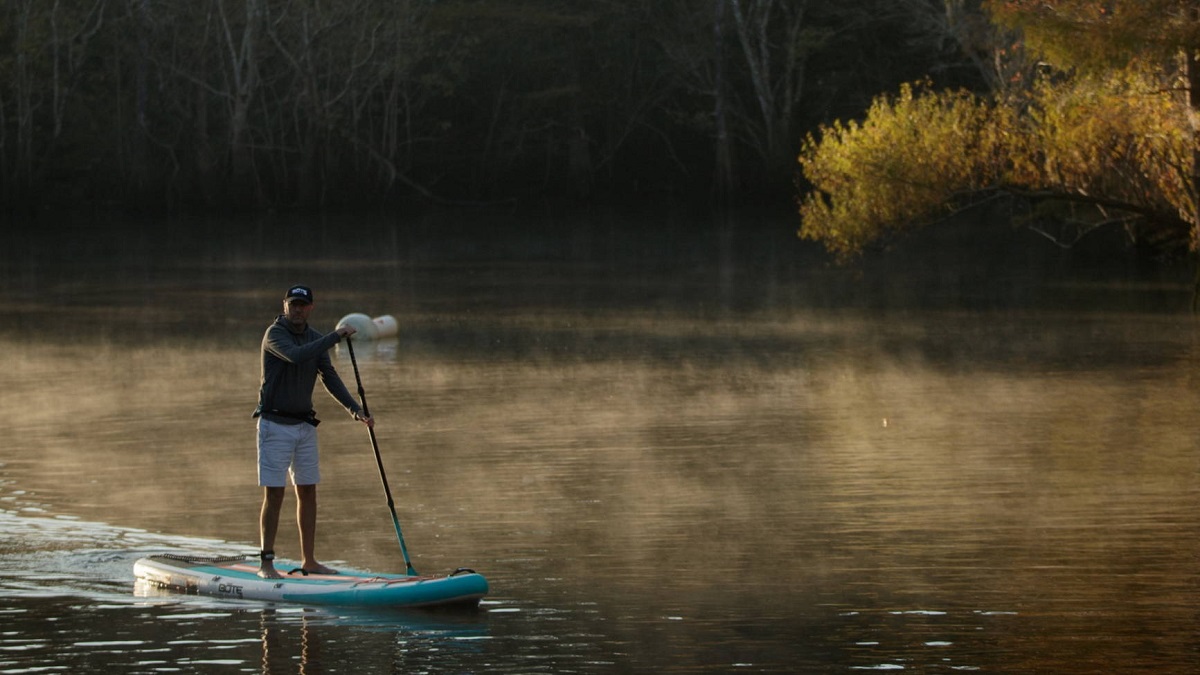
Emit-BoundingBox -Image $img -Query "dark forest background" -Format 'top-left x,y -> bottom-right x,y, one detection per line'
1,1 -> 990,214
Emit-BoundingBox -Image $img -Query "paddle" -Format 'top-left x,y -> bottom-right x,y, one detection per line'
345,336 -> 418,576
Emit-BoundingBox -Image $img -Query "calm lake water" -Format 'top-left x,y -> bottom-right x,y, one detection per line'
1,209 -> 1198,673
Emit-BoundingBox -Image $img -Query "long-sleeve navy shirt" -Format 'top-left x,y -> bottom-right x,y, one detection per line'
254,315 -> 362,425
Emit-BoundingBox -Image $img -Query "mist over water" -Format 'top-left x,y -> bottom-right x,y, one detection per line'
1,210 -> 1198,672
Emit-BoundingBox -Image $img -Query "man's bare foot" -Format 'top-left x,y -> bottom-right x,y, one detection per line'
300,562 -> 338,575
257,562 -> 283,579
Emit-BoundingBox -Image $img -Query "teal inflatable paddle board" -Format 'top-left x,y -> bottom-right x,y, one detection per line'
134,554 -> 487,608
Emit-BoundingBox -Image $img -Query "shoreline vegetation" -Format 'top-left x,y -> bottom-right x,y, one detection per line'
5,2 -> 1196,276
0,2 -> 974,215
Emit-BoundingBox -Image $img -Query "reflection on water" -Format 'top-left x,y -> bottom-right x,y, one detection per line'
1,212 -> 1199,672
0,593 -> 493,673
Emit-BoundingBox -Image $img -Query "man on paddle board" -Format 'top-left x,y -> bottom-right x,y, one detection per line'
253,284 -> 374,579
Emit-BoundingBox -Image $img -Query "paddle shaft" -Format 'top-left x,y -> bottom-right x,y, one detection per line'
345,336 -> 418,576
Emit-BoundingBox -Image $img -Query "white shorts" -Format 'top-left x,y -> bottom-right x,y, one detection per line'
257,418 -> 320,487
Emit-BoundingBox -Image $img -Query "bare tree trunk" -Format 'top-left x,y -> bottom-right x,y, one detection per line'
131,0 -> 151,195
713,0 -> 734,205
1186,42 -> 1200,309
214,0 -> 262,202
49,0 -> 106,139
1188,37 -> 1200,245
7,1 -> 37,200
726,0 -> 811,176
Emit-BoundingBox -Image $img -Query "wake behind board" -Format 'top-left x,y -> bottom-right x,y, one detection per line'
134,554 -> 487,608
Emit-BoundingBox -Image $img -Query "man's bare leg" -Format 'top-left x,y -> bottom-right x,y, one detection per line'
296,484 -> 337,574
258,486 -> 285,579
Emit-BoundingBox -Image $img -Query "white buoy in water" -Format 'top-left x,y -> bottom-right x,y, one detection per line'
336,313 -> 398,339
371,314 -> 398,338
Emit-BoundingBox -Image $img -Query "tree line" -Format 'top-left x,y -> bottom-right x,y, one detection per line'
1,0 -> 989,213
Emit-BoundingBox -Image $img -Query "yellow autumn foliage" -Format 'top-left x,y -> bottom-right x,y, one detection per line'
798,82 -> 1004,259
1013,66 -> 1192,224
798,66 -> 1194,259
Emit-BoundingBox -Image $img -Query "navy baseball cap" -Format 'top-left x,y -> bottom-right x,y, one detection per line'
284,285 -> 314,304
